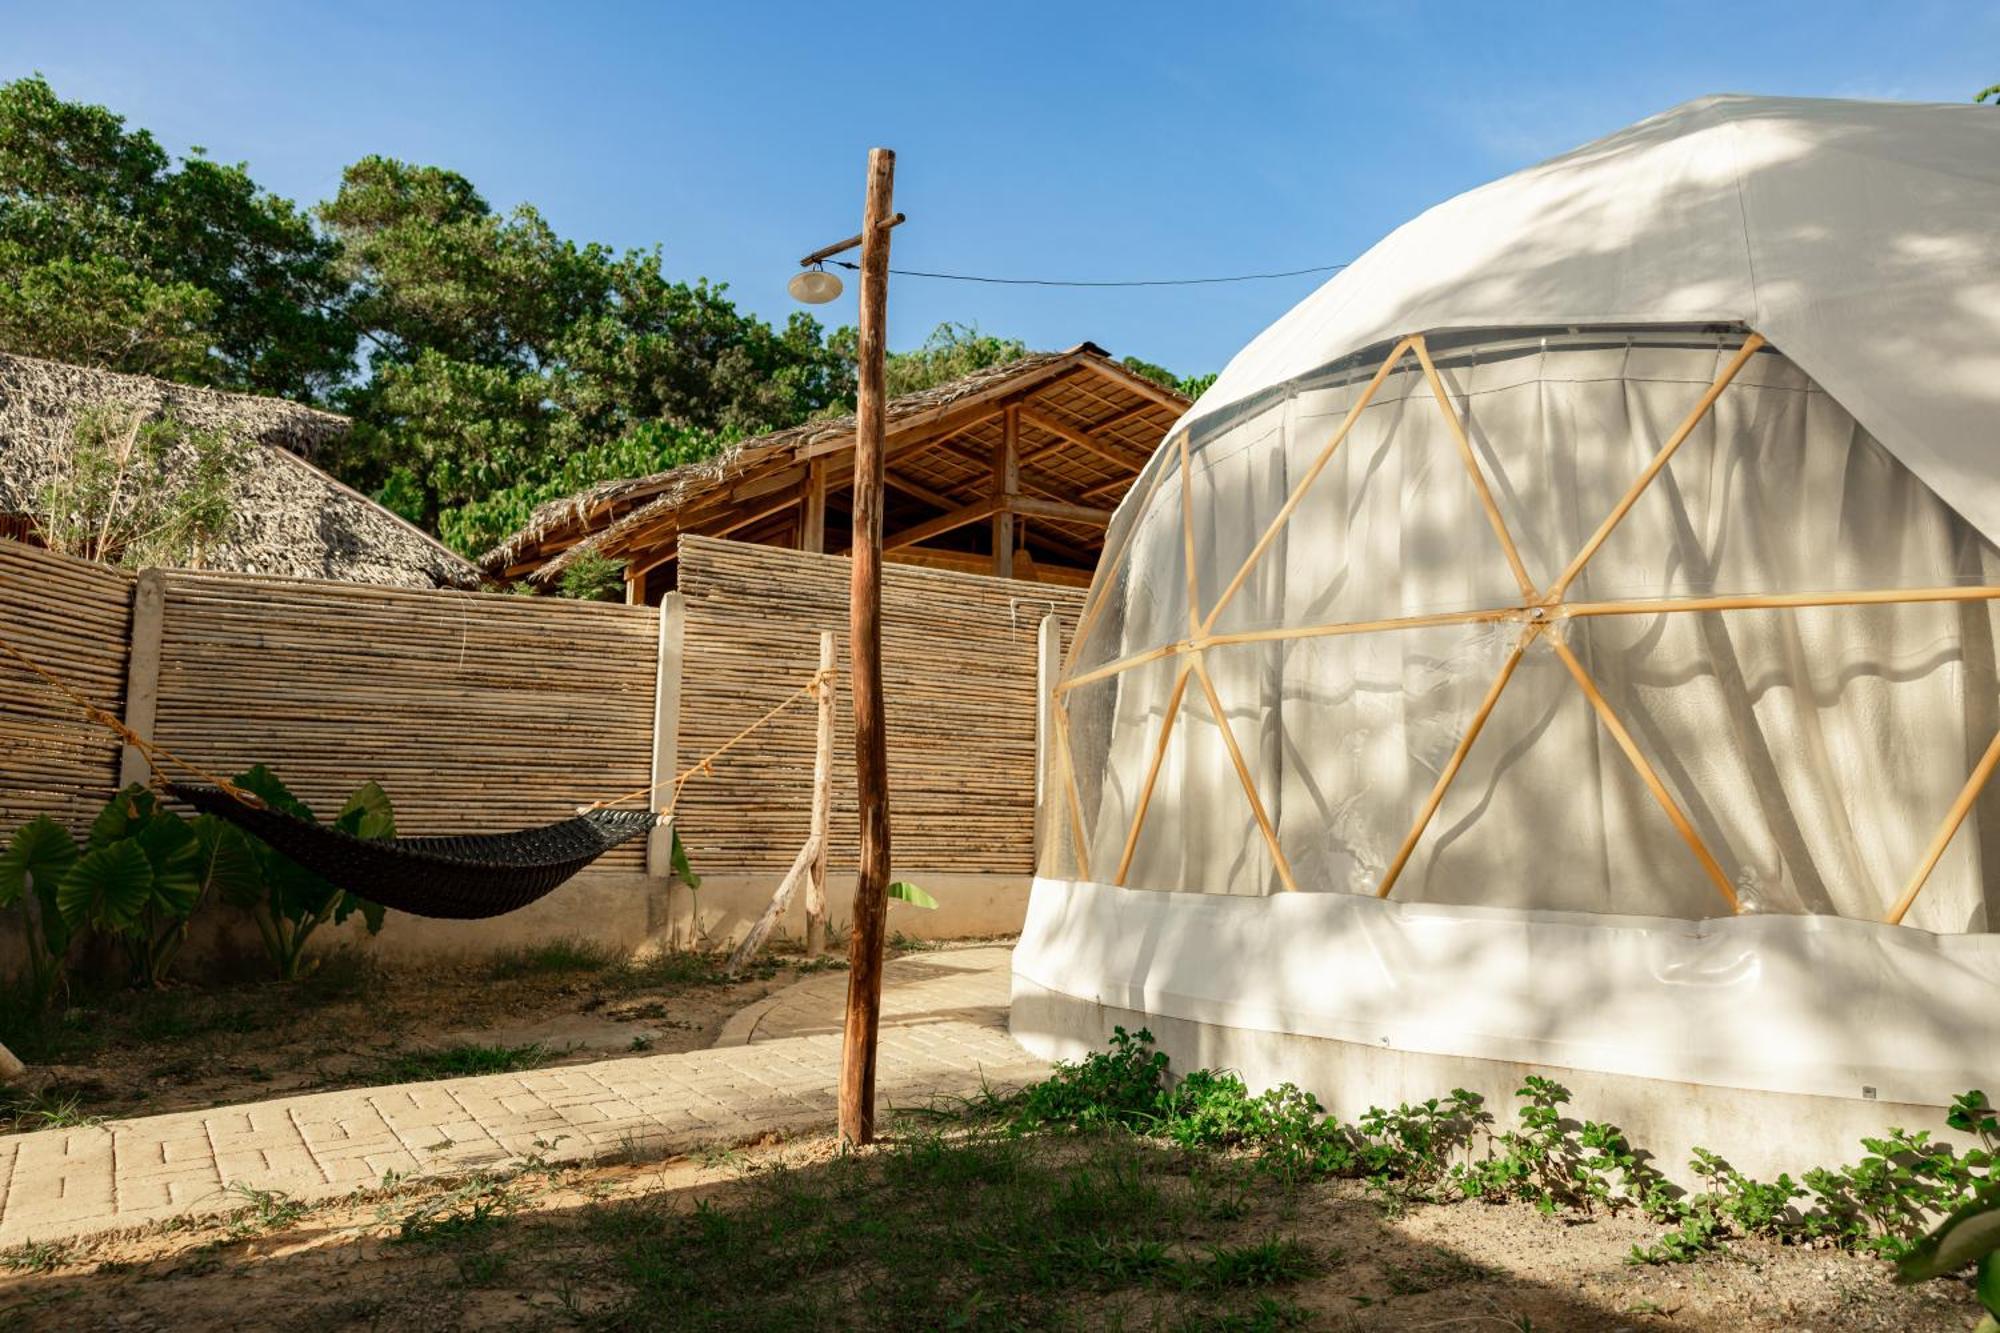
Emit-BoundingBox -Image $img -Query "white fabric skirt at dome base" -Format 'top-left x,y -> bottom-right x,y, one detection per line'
1011,878 -> 1999,1117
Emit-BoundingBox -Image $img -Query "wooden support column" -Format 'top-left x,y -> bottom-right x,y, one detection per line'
801,457 -> 828,554
117,569 -> 165,789
840,146 -> 896,1147
624,563 -> 647,606
646,592 -> 687,882
806,629 -> 836,956
992,404 -> 1019,578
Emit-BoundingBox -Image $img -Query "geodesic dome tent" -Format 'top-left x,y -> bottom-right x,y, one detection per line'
1013,95 -> 2000,1161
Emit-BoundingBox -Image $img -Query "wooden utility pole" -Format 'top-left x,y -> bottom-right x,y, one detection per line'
839,147 -> 897,1145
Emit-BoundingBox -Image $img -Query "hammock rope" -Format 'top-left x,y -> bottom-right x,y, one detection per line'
0,626 -> 836,920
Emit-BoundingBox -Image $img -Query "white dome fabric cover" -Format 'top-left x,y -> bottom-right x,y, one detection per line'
1185,95 -> 2000,546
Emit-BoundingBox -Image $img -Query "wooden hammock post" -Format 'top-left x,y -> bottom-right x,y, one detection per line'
840,146 -> 897,1146
805,629 -> 836,957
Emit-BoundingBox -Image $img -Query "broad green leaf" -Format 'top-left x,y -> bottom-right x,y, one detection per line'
57,840 -> 154,930
671,827 -> 700,890
231,765 -> 315,822
1981,1251 -> 2000,1320
134,813 -> 201,916
191,815 -> 262,906
334,782 -> 395,841
333,891 -> 387,935
887,881 -> 938,910
1,816 -> 78,908
1897,1187 -> 2000,1284
88,784 -> 158,849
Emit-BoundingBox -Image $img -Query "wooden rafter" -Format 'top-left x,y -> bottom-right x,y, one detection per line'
1547,635 -> 1740,913
1412,335 -> 1537,599
1375,625 -> 1538,900
1115,661 -> 1194,885
1885,724 -> 2000,926
1189,651 -> 1299,893
1546,334 -> 1766,602
1202,338 -> 1416,635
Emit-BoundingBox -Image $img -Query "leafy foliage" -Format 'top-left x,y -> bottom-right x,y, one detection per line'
1012,1029 -> 2000,1279
1,76 -> 1211,562
222,765 -> 391,980
1898,1183 -> 2000,1331
34,406 -> 247,567
0,74 -> 351,395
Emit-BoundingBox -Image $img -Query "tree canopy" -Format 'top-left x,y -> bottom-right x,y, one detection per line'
0,76 -> 1208,561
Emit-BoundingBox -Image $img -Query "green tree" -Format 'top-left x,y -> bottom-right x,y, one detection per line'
1979,83 -> 2000,104
0,75 -> 353,397
317,156 -> 853,540
827,321 -> 1025,402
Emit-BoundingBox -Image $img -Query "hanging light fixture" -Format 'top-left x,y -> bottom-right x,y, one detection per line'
789,264 -> 843,304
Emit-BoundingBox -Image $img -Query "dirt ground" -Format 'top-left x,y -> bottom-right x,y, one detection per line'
0,1128 -> 1980,1332
0,939 -> 840,1131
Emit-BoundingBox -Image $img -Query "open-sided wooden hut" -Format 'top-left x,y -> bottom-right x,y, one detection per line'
481,344 -> 1189,603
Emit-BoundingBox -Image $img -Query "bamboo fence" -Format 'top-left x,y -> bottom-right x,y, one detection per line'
147,571 -> 661,868
0,542 -> 133,832
674,535 -> 1082,876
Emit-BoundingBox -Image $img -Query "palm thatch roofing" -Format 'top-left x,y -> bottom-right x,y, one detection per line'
483,343 -> 1189,599
0,352 -> 480,589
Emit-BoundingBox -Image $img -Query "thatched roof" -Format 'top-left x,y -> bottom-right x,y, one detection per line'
483,344 -> 1188,586
0,352 -> 480,589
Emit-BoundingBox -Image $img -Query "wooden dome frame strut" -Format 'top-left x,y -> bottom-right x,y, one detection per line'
1053,329 -> 2000,927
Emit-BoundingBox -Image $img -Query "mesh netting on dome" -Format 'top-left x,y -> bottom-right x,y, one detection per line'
1047,329 -> 2000,936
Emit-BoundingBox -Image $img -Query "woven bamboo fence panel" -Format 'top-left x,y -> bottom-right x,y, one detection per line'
675,535 -> 1083,876
150,572 -> 661,870
0,541 -> 134,833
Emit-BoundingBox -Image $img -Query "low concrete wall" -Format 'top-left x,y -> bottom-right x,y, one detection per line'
1010,973 -> 1980,1191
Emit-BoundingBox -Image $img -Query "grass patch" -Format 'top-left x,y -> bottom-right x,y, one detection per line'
0,1239 -> 72,1274
558,1125 -> 1322,1329
486,937 -> 622,980
374,1042 -> 553,1082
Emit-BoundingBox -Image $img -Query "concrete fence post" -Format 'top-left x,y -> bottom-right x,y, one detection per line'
647,591 -> 687,879
1034,613 -> 1061,863
117,569 -> 166,790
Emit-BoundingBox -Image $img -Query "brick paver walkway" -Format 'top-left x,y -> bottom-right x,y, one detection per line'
0,945 -> 1035,1245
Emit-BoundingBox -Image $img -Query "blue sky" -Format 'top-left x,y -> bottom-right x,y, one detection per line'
5,2 -> 1996,376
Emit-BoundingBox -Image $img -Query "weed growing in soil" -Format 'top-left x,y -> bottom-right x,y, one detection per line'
1011,1027 -> 1998,1269
486,937 -> 621,980
0,1240 -> 72,1274
375,1042 -> 553,1082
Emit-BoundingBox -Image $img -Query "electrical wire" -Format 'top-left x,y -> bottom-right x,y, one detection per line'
826,260 -> 1349,288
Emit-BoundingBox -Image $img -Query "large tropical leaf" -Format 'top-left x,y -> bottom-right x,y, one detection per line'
671,827 -> 700,890
191,815 -> 263,906
88,784 -> 159,849
56,839 -> 154,930
1898,1187 -> 2000,1278
231,764 -> 316,822
333,891 -> 387,935
334,782 -> 395,841
133,813 -> 202,916
887,880 -> 939,910
1,816 -> 78,909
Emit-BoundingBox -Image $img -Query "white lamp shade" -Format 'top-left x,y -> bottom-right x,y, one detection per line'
788,268 -> 843,304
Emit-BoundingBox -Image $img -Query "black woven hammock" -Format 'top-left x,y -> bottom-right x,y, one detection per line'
169,783 -> 659,920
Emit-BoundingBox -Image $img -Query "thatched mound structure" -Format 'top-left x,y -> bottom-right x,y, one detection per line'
0,352 -> 479,589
